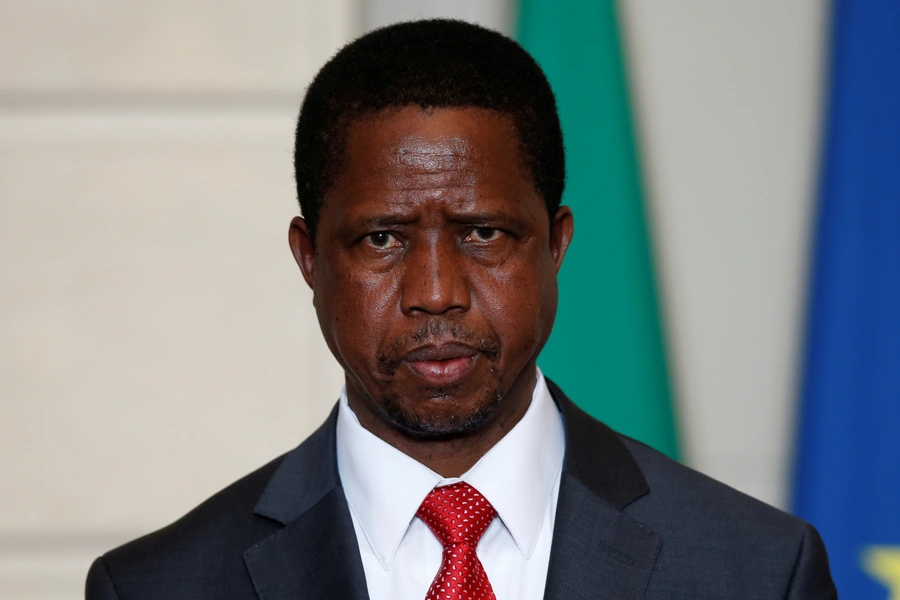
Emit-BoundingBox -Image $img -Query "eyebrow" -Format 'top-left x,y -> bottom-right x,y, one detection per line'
342,211 -> 517,237
342,213 -> 417,231
445,210 -> 514,225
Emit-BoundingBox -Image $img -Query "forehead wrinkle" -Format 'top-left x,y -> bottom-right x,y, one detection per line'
388,174 -> 478,192
392,135 -> 476,173
394,152 -> 468,173
342,175 -> 478,198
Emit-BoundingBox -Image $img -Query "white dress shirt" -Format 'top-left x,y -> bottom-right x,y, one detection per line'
336,368 -> 565,600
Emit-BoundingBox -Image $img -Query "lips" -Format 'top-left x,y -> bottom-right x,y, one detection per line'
403,343 -> 479,386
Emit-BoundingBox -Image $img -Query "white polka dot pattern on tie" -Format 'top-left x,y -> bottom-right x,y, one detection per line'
416,482 -> 497,600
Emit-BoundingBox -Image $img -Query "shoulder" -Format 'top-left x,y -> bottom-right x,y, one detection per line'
622,435 -> 803,536
92,453 -> 287,598
618,436 -> 834,598
107,452 -> 285,559
548,379 -> 835,597
88,404 -> 342,599
547,378 -> 810,544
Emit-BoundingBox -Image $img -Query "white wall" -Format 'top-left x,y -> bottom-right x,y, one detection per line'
363,0 -> 512,32
619,0 -> 827,507
0,2 -> 355,598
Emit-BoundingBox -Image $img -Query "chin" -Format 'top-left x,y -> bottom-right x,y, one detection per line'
381,387 -> 502,438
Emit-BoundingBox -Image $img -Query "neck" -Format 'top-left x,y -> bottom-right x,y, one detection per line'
347,365 -> 536,477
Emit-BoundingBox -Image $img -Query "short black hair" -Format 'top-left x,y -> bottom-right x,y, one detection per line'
294,19 -> 565,243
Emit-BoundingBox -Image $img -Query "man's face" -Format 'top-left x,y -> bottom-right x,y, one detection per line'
291,106 -> 572,439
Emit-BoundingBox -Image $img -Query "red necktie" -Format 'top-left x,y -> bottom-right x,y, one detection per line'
416,482 -> 497,600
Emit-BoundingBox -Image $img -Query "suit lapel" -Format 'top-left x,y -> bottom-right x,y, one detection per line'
243,405 -> 369,600
543,380 -> 663,600
243,487 -> 369,600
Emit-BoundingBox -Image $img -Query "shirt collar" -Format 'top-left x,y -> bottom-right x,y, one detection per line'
335,368 -> 565,569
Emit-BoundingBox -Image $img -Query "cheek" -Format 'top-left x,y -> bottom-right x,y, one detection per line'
472,255 -> 548,352
316,260 -> 400,365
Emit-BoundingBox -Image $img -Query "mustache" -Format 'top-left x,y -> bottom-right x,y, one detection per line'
376,320 -> 500,375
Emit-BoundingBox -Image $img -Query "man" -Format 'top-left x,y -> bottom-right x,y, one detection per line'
86,19 -> 837,599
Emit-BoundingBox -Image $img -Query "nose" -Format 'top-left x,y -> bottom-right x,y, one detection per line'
400,236 -> 470,316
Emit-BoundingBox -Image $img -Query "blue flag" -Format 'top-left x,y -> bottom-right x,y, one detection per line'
793,1 -> 900,598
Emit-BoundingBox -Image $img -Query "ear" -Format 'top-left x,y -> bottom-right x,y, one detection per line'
549,206 -> 574,272
288,216 -> 316,289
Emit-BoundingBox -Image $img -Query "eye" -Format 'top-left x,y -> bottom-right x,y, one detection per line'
364,231 -> 399,248
468,227 -> 502,242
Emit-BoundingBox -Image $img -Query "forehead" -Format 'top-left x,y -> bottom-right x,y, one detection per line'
332,106 -> 533,199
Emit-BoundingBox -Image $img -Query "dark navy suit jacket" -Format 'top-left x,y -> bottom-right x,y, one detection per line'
86,381 -> 838,599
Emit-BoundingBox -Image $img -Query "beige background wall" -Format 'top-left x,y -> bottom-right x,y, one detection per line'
1,2 -> 355,598
0,1 -> 826,598
620,0 -> 827,511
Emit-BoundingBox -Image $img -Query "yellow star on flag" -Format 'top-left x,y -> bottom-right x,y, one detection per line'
863,546 -> 900,600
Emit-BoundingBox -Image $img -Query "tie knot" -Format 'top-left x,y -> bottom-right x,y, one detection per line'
417,482 -> 496,548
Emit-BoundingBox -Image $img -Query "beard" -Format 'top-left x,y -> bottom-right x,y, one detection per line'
380,385 -> 504,437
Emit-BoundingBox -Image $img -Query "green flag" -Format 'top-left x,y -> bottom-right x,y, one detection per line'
518,0 -> 679,458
